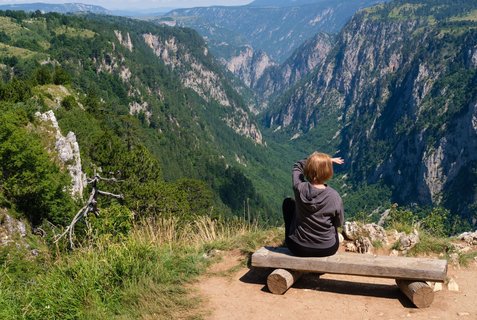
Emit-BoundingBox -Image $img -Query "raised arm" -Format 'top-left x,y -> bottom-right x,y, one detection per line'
292,159 -> 307,189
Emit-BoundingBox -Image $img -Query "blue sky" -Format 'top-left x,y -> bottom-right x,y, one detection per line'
0,0 -> 253,10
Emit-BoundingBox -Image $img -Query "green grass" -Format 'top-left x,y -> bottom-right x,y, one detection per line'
407,231 -> 453,257
0,43 -> 37,58
458,251 -> 477,267
32,84 -> 73,109
54,26 -> 96,39
0,216 -> 282,320
0,16 -> 25,36
389,3 -> 425,20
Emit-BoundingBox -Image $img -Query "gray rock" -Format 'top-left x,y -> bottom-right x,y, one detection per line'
1,211 -> 27,246
448,278 -> 459,292
36,111 -> 87,198
398,229 -> 420,251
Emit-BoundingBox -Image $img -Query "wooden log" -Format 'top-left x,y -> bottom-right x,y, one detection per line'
267,269 -> 303,294
396,279 -> 434,308
252,247 -> 447,282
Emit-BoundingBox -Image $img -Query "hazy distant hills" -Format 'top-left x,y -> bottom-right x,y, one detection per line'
248,0 -> 345,7
161,0 -> 388,63
0,2 -> 111,14
0,3 -> 175,17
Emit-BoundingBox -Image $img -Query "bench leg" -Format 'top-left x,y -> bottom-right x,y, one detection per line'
267,269 -> 303,294
396,279 -> 434,308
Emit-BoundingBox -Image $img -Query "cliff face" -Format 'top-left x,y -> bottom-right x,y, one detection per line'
266,0 -> 477,217
140,32 -> 263,144
254,32 -> 334,111
224,46 -> 277,89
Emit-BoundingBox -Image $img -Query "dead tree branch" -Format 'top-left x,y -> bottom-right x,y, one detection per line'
55,173 -> 124,249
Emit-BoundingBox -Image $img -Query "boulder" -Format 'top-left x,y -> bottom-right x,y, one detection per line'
397,229 -> 420,252
343,221 -> 388,244
458,231 -> 477,245
0,210 -> 27,246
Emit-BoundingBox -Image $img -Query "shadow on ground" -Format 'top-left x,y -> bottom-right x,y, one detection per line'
239,267 -> 414,308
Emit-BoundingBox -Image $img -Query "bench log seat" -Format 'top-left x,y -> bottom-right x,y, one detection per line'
251,246 -> 448,308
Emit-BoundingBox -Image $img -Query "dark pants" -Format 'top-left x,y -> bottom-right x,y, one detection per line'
282,198 -> 339,257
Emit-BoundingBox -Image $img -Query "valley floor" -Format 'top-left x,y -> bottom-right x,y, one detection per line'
195,250 -> 477,320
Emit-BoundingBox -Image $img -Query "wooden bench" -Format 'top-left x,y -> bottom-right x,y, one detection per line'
251,246 -> 448,308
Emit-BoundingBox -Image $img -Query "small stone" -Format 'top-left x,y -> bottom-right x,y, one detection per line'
449,253 -> 460,266
457,312 -> 470,316
448,278 -> 459,292
433,282 -> 443,292
345,242 -> 358,253
389,249 -> 399,256
338,233 -> 344,243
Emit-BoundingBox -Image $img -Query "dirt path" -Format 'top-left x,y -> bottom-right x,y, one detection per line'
196,251 -> 477,320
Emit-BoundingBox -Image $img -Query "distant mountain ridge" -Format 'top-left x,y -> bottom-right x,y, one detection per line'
0,2 -> 110,14
161,0 -> 388,63
248,0 -> 342,7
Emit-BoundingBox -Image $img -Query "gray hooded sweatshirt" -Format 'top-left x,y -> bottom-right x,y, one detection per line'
290,159 -> 344,249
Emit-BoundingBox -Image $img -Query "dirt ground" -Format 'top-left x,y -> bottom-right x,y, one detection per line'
195,250 -> 477,320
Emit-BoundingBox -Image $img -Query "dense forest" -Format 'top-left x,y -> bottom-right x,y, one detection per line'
0,10 -> 300,232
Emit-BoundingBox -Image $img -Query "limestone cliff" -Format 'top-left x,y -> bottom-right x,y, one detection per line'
36,110 -> 87,198
266,0 -> 477,217
142,32 -> 263,144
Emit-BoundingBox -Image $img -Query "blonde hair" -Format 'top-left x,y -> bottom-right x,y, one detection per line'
304,152 -> 333,184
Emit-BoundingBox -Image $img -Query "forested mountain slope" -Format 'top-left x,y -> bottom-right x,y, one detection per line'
0,11 -> 295,226
265,0 -> 477,223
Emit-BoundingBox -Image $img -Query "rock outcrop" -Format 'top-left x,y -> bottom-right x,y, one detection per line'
36,110 -> 87,198
0,210 -> 27,246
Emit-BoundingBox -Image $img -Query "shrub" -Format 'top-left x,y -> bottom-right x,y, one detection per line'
91,203 -> 134,241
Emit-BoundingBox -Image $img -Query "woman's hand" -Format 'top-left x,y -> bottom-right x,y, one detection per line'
332,157 -> 344,165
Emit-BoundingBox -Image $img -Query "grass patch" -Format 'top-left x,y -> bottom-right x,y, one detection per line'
54,26 -> 96,39
32,84 -> 72,109
407,231 -> 452,257
458,251 -> 477,267
388,3 -> 425,20
0,216 -> 282,319
0,42 -> 37,58
0,16 -> 25,36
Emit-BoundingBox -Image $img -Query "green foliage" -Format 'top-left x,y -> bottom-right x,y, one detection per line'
338,182 -> 392,220
0,240 -> 208,319
0,104 -> 75,225
91,203 -> 134,241
408,231 -> 453,256
0,78 -> 32,103
60,95 -> 77,110
0,214 -> 282,319
53,66 -> 71,85
420,207 -> 448,237
384,204 -> 417,233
